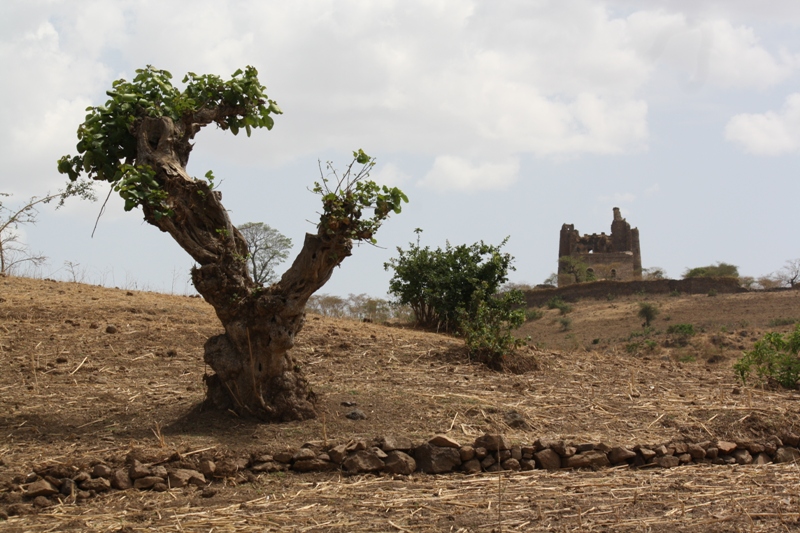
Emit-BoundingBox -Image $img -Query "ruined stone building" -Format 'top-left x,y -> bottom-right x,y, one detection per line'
558,208 -> 642,287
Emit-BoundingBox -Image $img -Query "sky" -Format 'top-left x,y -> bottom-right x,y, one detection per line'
1,0 -> 799,298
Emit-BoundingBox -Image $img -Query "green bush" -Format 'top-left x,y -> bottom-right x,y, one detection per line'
546,296 -> 572,315
526,308 -> 544,321
385,232 -> 515,332
559,317 -> 572,331
734,325 -> 800,389
769,317 -> 798,327
385,232 -> 527,366
638,302 -> 659,327
667,323 -> 695,336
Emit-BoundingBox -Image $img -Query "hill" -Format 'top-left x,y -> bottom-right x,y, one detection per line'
1,276 -> 799,531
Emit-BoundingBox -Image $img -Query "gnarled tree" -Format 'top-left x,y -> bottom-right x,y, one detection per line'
58,66 -> 406,421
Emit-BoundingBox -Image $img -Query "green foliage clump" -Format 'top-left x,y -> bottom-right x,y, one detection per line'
667,323 -> 696,337
683,262 -> 739,279
558,256 -> 596,284
734,325 -> 800,389
546,296 -> 573,315
558,317 -> 572,331
385,233 -> 526,365
313,150 -> 408,244
768,317 -> 798,327
57,66 -> 281,218
638,302 -> 659,327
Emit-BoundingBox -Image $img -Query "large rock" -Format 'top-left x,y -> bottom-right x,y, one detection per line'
128,460 -> 151,480
461,459 -> 482,475
414,444 -> 462,474
292,459 -> 338,473
731,449 -> 752,465
474,434 -> 511,452
134,476 -> 165,490
687,443 -> 706,460
716,441 -> 737,455
534,449 -> 561,471
655,455 -> 680,468
383,451 -> 416,475
343,450 -> 385,473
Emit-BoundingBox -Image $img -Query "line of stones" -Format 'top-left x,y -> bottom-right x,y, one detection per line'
11,432 -> 800,511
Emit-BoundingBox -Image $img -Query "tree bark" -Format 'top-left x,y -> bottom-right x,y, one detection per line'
132,114 -> 350,421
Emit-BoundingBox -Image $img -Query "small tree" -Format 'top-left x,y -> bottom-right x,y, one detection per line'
642,267 -> 667,280
58,65 -> 406,421
777,259 -> 800,288
0,187 -> 94,275
237,222 -> 292,285
638,302 -> 659,327
558,256 -> 595,284
734,325 -> 800,389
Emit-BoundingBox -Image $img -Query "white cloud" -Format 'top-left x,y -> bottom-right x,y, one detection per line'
644,183 -> 661,197
369,162 -> 411,188
418,156 -> 519,192
599,192 -> 636,204
724,94 -> 800,155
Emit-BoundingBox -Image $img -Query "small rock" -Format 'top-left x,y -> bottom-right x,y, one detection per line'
345,409 -> 367,420
654,445 -> 669,457
24,479 -> 58,498
521,446 -> 536,460
677,453 -> 693,464
429,435 -> 460,448
129,460 -> 150,480
292,459 -> 338,472
345,440 -> 368,452
105,325 -> 117,334
328,445 -> 348,464
716,441 -> 737,455
501,458 -> 521,471
732,449 -> 752,465
774,447 -> 800,464
250,461 -> 284,473
293,448 -> 316,462
274,451 -> 294,464
520,459 -> 535,471
414,444 -> 461,474
380,436 -> 413,452
110,469 -> 132,490
706,447 -> 719,460
152,482 -> 168,492
575,443 -> 594,453
753,452 -> 771,465
150,466 -> 168,479
167,469 -> 206,488
655,455 -> 680,468
92,464 -> 113,479
60,478 -> 76,496
511,446 -> 523,461
32,496 -> 53,508
343,450 -> 385,473
552,443 -> 576,458
564,451 -> 610,469
383,451 -> 416,475
474,447 -> 488,460
133,476 -> 164,490
461,459 -> 482,474
474,434 -> 511,452
608,447 -> 636,464
201,487 -> 217,498
781,432 -> 800,447
79,478 -> 111,492
199,459 -> 216,477
671,442 -> 688,455
480,455 -> 496,469
534,449 -> 561,471
687,443 -> 706,460
638,448 -> 656,461
73,471 -> 91,483
460,446 -> 476,462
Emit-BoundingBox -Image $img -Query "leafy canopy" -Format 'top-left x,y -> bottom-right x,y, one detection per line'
734,325 -> 800,389
57,65 -> 281,217
683,262 -> 739,279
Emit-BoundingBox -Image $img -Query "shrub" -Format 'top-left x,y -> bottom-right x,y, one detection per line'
683,262 -> 739,279
459,285 -> 528,365
559,317 -> 572,331
768,317 -> 798,327
526,308 -> 544,321
707,289 -> 718,297
667,323 -> 696,336
638,302 -> 659,327
546,296 -> 572,315
734,325 -> 800,389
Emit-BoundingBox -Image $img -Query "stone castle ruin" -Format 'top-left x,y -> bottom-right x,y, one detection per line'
558,208 -> 642,287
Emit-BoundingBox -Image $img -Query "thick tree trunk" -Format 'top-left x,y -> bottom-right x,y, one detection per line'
131,114 -> 351,421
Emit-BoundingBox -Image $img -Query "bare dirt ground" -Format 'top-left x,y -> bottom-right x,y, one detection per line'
1,276 -> 799,532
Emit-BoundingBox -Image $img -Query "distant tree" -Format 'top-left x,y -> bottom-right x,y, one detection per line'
237,222 -> 291,285
777,259 -> 800,288
642,267 -> 667,280
58,65 -> 406,421
558,256 -> 595,284
683,262 -> 739,279
757,275 -> 783,290
0,187 -> 93,275
638,302 -> 659,327
543,273 -> 558,286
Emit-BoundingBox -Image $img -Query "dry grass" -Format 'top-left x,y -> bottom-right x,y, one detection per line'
1,276 -> 800,532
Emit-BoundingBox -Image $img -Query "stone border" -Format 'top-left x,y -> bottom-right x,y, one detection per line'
3,432 -> 800,516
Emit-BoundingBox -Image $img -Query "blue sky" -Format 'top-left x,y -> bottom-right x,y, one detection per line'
2,0 -> 799,297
